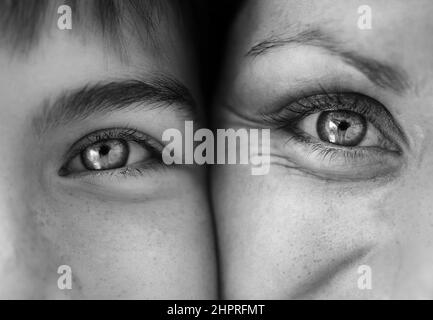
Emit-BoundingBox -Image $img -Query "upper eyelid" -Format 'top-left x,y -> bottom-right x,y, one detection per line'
62,127 -> 163,164
246,28 -> 411,94
32,77 -> 199,138
263,92 -> 410,149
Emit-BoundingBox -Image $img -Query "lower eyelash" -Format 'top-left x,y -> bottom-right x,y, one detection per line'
285,131 -> 391,165
117,161 -> 169,177
265,92 -> 407,151
65,159 -> 169,180
308,141 -> 372,164
280,132 -> 405,182
62,127 -> 167,178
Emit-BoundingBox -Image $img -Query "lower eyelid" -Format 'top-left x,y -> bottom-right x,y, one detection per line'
60,144 -> 165,178
278,133 -> 405,180
114,161 -> 169,177
269,92 -> 408,147
60,127 -> 166,177
62,159 -> 168,179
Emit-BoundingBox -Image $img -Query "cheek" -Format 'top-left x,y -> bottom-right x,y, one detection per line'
27,175 -> 216,299
366,144 -> 433,298
212,162 -> 408,298
0,131 -> 67,298
30,192 -> 153,299
212,164 -> 290,298
0,201 -> 63,299
270,175 -> 418,300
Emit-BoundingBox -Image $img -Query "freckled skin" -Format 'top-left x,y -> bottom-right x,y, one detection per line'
213,0 -> 433,299
0,15 -> 216,298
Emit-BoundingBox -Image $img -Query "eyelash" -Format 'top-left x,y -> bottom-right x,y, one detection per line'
261,90 -> 406,178
265,91 -> 403,144
285,129 -> 395,166
60,127 -> 165,178
267,91 -> 394,132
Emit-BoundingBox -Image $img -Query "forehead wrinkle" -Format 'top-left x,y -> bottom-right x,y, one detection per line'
246,26 -> 411,94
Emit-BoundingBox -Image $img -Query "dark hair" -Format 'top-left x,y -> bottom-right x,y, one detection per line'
194,0 -> 246,107
0,0 -> 194,55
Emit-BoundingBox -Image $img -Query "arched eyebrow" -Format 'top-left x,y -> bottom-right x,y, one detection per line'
246,28 -> 410,94
32,76 -> 197,136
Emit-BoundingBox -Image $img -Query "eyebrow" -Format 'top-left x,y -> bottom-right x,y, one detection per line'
246,28 -> 410,93
33,76 -> 197,136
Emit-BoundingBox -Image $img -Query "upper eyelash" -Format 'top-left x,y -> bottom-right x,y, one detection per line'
263,91 -> 408,150
59,127 -> 165,178
264,92 -> 378,125
63,127 -> 163,164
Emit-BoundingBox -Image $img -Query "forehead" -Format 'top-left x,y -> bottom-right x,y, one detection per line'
0,1 -> 197,124
0,0 -> 191,62
233,0 -> 433,76
240,0 -> 433,41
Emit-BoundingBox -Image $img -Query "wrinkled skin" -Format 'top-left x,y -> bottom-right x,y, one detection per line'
213,0 -> 433,299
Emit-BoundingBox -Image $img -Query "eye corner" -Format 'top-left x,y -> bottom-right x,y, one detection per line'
58,166 -> 71,177
58,127 -> 165,179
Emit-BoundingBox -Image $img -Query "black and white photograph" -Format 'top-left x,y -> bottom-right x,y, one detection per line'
0,0 -> 432,305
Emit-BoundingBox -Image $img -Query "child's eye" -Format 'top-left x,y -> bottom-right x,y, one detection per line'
81,139 -> 129,170
73,138 -> 154,173
59,128 -> 164,177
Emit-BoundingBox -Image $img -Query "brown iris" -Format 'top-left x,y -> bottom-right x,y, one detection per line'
316,110 -> 367,146
81,139 -> 129,170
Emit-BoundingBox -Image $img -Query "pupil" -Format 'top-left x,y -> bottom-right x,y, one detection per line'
316,110 -> 367,147
99,145 -> 110,156
338,121 -> 350,131
81,139 -> 129,171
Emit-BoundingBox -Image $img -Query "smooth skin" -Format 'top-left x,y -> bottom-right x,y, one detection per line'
0,4 -> 216,299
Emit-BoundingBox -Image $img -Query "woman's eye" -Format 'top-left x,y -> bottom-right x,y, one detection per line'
296,109 -> 389,149
315,110 -> 367,147
59,128 -> 163,177
265,92 -> 407,180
